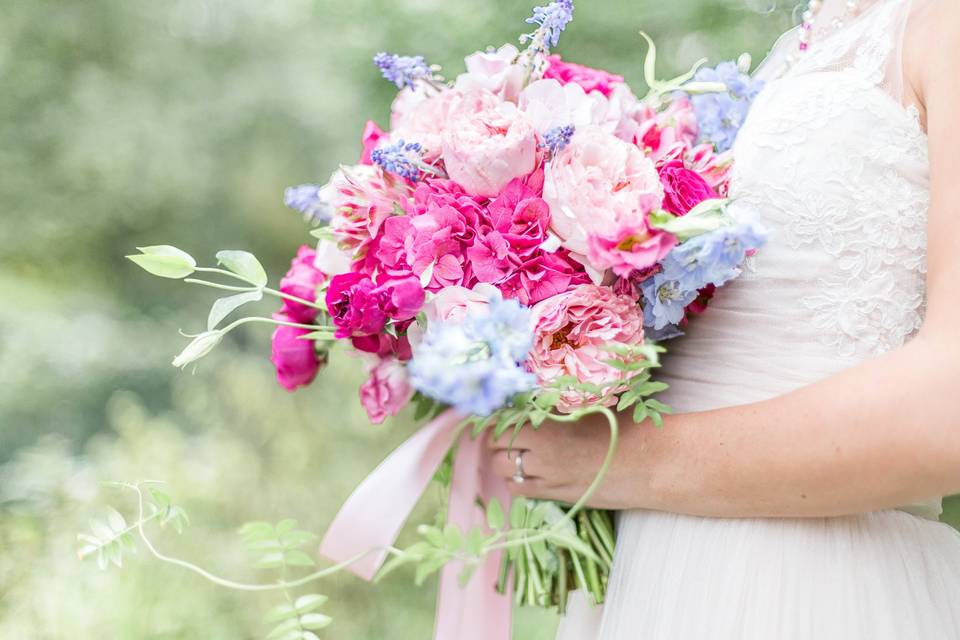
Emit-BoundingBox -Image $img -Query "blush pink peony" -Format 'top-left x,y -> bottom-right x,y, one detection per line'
441,98 -> 537,198
359,357 -> 415,424
390,88 -> 500,160
455,44 -> 525,103
528,284 -> 646,411
585,218 -> 677,277
543,126 -> 663,258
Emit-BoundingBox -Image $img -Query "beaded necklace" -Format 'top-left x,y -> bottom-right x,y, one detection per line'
794,0 -> 862,59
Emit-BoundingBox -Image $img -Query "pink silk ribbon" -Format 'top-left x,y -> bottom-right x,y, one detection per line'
319,410 -> 513,640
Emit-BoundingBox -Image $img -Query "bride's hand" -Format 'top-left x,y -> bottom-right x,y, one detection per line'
488,412 -> 663,510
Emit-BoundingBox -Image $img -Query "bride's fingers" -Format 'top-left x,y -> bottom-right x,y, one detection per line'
489,447 -> 542,480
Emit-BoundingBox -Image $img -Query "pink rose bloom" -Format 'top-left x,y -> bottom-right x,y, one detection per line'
391,88 -> 500,160
529,284 -> 646,411
442,99 -> 537,198
279,245 -> 326,324
359,120 -> 387,165
376,179 -> 485,290
322,165 -> 413,265
359,357 -> 415,424
543,126 -> 663,258
455,44 -> 525,103
270,314 -> 321,392
658,159 -> 718,216
634,97 -> 699,162
585,218 -> 677,277
543,55 -> 624,97
325,272 -> 425,339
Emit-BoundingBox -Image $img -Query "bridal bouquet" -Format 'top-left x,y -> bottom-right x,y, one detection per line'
115,1 -> 765,636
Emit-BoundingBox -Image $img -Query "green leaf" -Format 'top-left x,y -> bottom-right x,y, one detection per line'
254,552 -> 285,569
264,603 -> 297,624
632,402 -> 649,424
294,594 -> 328,613
465,527 -> 485,556
127,246 -> 197,279
443,523 -> 464,551
649,409 -> 665,429
486,499 -> 505,530
207,290 -> 263,330
509,498 -> 528,529
637,381 -> 669,396
106,507 -> 127,533
267,618 -> 302,639
283,549 -> 316,567
640,31 -> 658,90
216,250 -> 268,287
299,613 -> 332,630
645,399 -> 673,414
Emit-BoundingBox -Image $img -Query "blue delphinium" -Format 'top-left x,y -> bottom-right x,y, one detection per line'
541,124 -> 576,157
523,0 -> 575,48
409,297 -> 536,417
283,184 -> 332,225
373,52 -> 432,90
641,222 -> 766,331
689,61 -> 765,153
371,140 -> 424,182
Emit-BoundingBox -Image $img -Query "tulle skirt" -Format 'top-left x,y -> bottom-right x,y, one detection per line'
555,509 -> 960,639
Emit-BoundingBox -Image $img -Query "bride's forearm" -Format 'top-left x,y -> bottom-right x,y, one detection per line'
631,333 -> 960,518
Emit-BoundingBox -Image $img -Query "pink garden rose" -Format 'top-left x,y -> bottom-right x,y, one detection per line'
455,44 -> 525,103
634,97 -> 699,162
270,314 -> 321,392
359,357 -> 415,424
543,55 -> 624,97
585,218 -> 677,277
325,272 -> 424,339
352,329 -> 414,361
543,126 -> 663,258
279,245 -> 326,323
441,98 -> 537,198
658,159 -> 718,216
529,284 -> 646,411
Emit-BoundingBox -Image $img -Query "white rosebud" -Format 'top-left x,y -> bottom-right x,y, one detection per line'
737,53 -> 753,74
172,331 -> 223,369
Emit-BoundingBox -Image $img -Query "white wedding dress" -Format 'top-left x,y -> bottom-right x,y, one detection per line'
557,0 -> 960,637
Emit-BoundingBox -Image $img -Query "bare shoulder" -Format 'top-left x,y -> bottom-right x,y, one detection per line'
903,0 -> 960,122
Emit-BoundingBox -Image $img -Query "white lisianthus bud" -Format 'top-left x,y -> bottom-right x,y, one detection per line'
737,53 -> 753,74
172,331 -> 223,368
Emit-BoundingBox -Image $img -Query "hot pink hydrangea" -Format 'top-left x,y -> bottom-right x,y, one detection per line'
543,126 -> 663,259
376,179 -> 485,291
441,97 -> 537,198
543,55 -> 624,97
279,245 -> 326,324
359,357 -> 415,424
270,314 -> 321,392
529,284 -> 647,411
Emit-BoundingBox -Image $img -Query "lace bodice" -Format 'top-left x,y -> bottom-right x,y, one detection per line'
658,0 -> 929,412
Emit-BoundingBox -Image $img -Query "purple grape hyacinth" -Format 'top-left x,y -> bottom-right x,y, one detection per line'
373,52 -> 432,90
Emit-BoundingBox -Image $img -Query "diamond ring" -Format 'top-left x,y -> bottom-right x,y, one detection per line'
512,450 -> 527,484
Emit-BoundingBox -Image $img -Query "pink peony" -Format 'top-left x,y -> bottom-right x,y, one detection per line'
359,120 -> 387,165
441,98 -> 537,198
528,285 -> 646,411
270,314 -> 322,392
279,245 -> 326,323
543,55 -> 624,97
658,159 -> 718,216
455,44 -> 525,103
519,79 -> 625,138
585,219 -> 677,277
359,357 -> 415,424
543,126 -> 663,258
376,179 -> 485,290
391,88 -> 500,160
325,272 -> 425,339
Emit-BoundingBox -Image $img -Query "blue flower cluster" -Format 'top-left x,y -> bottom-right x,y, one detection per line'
373,52 -> 432,90
524,0 -> 575,48
641,223 -> 766,332
689,61 -> 765,153
408,297 -> 537,417
371,140 -> 424,182
283,184 -> 332,225
542,124 -> 576,156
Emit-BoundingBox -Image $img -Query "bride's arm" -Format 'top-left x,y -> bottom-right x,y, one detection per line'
492,3 -> 960,517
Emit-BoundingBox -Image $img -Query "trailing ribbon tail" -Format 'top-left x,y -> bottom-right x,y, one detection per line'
319,409 -> 513,640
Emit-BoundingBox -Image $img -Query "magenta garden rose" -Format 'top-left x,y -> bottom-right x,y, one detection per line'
658,159 -> 718,216
279,245 -> 326,323
270,315 -> 321,392
326,272 -> 424,339
543,54 -> 625,97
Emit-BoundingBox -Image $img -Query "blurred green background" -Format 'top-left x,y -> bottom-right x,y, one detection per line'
3,0 -> 956,638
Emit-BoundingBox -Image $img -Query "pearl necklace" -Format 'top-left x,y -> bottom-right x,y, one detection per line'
796,0 -> 861,56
